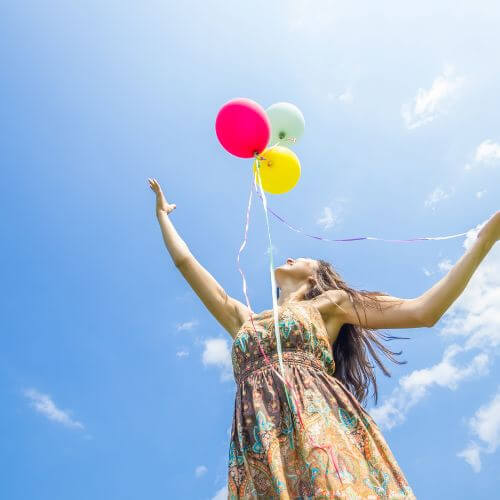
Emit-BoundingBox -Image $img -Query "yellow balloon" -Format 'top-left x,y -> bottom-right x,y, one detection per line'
252,145 -> 301,194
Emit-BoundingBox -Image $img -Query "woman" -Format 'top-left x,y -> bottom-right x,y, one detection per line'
149,178 -> 498,499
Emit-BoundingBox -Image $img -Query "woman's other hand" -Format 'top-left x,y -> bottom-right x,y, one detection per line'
148,178 -> 176,216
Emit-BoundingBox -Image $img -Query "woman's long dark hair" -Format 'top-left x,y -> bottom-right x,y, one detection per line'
302,259 -> 410,408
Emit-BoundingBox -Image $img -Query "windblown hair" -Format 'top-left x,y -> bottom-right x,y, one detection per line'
303,259 -> 410,408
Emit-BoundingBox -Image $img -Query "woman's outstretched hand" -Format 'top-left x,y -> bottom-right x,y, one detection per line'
148,178 -> 176,216
477,210 -> 500,244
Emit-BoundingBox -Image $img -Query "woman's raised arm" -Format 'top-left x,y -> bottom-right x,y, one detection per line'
318,212 -> 498,331
148,178 -> 189,265
149,178 -> 248,337
418,212 -> 498,326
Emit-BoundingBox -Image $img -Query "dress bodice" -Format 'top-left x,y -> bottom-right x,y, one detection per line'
231,301 -> 336,384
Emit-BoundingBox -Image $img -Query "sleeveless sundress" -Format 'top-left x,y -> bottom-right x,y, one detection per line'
227,301 -> 417,499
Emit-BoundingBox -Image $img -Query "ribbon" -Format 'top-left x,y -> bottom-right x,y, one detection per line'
235,156 -> 344,489
252,183 -> 471,243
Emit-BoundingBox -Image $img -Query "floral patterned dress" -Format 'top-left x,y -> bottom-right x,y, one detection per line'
227,301 -> 416,499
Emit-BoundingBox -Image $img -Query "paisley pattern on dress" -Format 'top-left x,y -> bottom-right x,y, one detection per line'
228,301 -> 417,499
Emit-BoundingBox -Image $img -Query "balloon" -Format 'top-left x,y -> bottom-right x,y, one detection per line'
252,146 -> 301,194
215,98 -> 270,158
265,102 -> 305,148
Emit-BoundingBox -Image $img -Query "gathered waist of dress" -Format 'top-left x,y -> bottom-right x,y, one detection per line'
235,350 -> 326,385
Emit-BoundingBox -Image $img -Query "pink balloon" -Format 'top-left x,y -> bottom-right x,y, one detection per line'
215,98 -> 270,158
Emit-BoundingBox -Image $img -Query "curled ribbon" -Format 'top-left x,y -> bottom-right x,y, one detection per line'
252,184 -> 472,243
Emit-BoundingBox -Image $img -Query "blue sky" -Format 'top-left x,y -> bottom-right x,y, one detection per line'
1,1 -> 500,499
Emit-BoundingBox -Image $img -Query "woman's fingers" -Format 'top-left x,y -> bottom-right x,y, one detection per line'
147,178 -> 178,215
152,179 -> 163,193
148,178 -> 162,195
148,179 -> 176,213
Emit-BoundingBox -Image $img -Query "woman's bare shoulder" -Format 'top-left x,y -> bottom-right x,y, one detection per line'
309,290 -> 346,316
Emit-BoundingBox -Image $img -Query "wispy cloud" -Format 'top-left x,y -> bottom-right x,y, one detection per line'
316,198 -> 348,231
402,64 -> 465,129
195,464 -> 208,478
176,320 -> 199,331
23,388 -> 84,430
474,140 -> 500,164
465,139 -> 500,171
457,388 -> 500,472
423,186 -> 456,211
368,222 -> 500,445
316,207 -> 337,230
369,346 -> 490,430
202,337 -> 233,382
422,266 -> 434,277
457,441 -> 482,473
211,484 -> 228,500
176,350 -> 189,358
327,88 -> 353,104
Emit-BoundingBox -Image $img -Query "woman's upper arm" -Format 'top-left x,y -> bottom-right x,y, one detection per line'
176,255 -> 247,337
333,290 -> 430,329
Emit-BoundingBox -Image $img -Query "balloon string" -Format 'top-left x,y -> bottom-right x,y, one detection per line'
254,156 -> 296,422
252,183 -> 472,243
235,158 -> 344,488
234,169 -> 260,499
254,158 -> 344,484
255,137 -> 297,161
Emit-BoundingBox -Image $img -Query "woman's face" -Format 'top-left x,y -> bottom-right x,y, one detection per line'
275,257 -> 319,284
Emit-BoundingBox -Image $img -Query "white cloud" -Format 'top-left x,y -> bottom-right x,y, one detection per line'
468,390 -> 500,451
457,442 -> 482,473
457,388 -> 500,472
316,198 -> 348,231
437,258 -> 453,273
211,484 -> 228,500
370,347 -> 490,429
195,464 -> 208,478
316,207 -> 337,230
402,64 -> 465,129
475,140 -> 500,164
400,347 -> 489,397
327,88 -> 354,104
176,350 -> 189,358
23,388 -> 84,430
202,337 -> 234,382
368,221 -> 500,433
422,266 -> 434,277
176,320 -> 199,331
367,400 -> 404,430
465,140 -> 500,171
475,190 -> 487,199
423,186 -> 456,211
